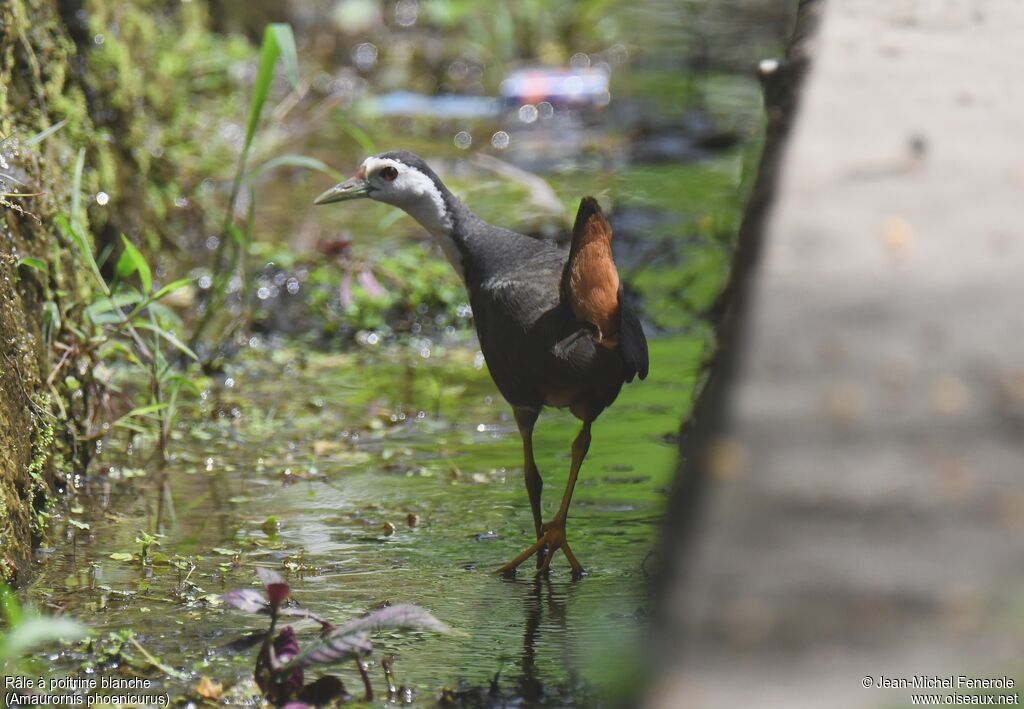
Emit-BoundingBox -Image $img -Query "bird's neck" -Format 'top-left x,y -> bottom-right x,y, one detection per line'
400,186 -> 479,281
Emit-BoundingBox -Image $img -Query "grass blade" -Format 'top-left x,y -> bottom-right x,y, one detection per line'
25,119 -> 68,146
245,154 -> 343,184
70,148 -> 85,232
245,27 -> 282,154
115,235 -> 153,294
342,122 -> 377,156
269,24 -> 299,91
151,277 -> 192,301
55,213 -> 105,292
133,321 -> 198,361
120,403 -> 170,419
16,256 -> 46,273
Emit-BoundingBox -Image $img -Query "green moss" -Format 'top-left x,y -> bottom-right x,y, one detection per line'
0,0 -> 257,580
26,394 -> 56,538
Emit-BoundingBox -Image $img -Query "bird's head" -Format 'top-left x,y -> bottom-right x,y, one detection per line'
314,151 -> 453,237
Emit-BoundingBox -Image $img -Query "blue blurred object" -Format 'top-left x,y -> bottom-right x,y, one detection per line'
365,91 -> 501,119
499,67 -> 611,108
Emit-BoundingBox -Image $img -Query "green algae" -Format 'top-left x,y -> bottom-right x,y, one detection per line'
22,332 -> 700,700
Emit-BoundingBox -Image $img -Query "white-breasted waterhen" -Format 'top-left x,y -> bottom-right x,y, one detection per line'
315,151 -> 649,578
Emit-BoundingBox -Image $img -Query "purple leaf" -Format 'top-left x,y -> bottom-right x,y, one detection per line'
255,566 -> 285,589
282,605 -> 450,672
222,588 -> 270,614
256,626 -> 303,703
272,626 -> 302,666
339,270 -> 352,307
332,604 -> 451,637
286,630 -> 373,671
357,269 -> 385,298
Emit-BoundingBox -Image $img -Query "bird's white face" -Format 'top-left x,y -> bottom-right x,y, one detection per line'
360,157 -> 440,208
315,156 -> 452,236
314,154 -> 463,277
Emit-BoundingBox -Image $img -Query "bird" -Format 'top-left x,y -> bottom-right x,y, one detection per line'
314,151 -> 648,578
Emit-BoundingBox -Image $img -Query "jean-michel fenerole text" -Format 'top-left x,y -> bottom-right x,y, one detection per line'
874,675 -> 1015,690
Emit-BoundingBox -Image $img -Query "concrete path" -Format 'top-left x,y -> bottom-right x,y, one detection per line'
652,1 -> 1024,706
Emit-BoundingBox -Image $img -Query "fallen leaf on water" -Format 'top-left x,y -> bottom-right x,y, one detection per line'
195,676 -> 223,700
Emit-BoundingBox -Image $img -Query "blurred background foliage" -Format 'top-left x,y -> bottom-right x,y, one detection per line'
35,0 -> 791,354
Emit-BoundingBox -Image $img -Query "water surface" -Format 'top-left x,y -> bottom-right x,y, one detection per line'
28,335 -> 698,703
18,0 -> 788,702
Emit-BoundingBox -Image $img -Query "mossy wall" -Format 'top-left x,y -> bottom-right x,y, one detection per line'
0,0 -> 233,583
1,0 -> 91,583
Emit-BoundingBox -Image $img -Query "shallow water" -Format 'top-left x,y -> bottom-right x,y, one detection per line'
26,334 -> 698,702
15,0 -> 788,702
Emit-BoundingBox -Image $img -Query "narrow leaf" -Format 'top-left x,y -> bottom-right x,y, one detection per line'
132,321 -> 198,360
0,171 -> 28,187
269,24 -> 299,91
227,222 -> 245,246
16,256 -> 46,272
56,213 -> 105,290
86,290 -> 143,320
167,374 -> 201,396
112,419 -> 149,434
244,154 -> 343,184
25,119 -> 68,146
120,403 -> 170,420
244,27 -> 282,153
341,122 -> 377,155
152,277 -> 192,301
145,301 -> 183,329
70,148 -> 85,231
115,235 -> 152,294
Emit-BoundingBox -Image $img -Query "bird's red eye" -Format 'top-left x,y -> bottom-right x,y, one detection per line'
380,166 -> 398,181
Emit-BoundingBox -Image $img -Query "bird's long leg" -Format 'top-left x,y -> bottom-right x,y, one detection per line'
499,419 -> 593,579
497,408 -> 545,576
514,407 -> 544,540
538,420 -> 591,577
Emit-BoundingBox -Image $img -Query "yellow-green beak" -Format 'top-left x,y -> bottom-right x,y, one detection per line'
314,177 -> 371,205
